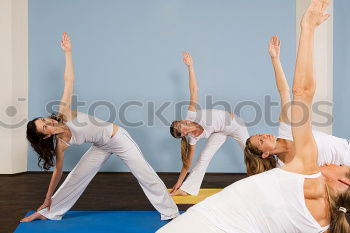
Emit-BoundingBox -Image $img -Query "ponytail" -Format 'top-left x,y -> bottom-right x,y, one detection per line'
170,121 -> 191,170
328,186 -> 350,233
244,137 -> 277,176
181,137 -> 190,170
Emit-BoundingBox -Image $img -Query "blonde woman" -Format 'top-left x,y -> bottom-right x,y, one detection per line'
244,35 -> 350,176
169,52 -> 250,196
158,1 -> 350,232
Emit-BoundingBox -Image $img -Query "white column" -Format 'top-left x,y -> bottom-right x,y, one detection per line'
296,0 -> 333,134
0,0 -> 28,174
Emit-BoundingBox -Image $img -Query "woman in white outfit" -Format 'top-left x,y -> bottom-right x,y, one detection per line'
169,52 -> 250,196
21,33 -> 179,222
244,35 -> 350,176
158,1 -> 350,232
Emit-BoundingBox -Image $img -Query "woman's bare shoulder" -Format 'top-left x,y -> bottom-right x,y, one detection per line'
59,110 -> 77,122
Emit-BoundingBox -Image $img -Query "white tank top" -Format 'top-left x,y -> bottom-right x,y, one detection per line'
64,112 -> 114,146
278,122 -> 350,166
185,109 -> 249,149
192,168 -> 329,233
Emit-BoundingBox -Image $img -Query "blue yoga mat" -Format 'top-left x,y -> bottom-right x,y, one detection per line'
15,211 -> 171,233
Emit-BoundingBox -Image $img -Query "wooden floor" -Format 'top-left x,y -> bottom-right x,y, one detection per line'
0,172 -> 245,233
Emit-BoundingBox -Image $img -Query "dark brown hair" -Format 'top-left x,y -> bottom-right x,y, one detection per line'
26,113 -> 64,171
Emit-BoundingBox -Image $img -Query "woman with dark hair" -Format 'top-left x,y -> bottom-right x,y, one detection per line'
158,1 -> 350,232
21,32 -> 179,222
169,52 -> 250,196
244,35 -> 350,176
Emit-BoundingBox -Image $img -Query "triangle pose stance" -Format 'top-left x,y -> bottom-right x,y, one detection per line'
158,0 -> 350,232
21,33 -> 179,222
245,35 -> 350,177
169,52 -> 250,196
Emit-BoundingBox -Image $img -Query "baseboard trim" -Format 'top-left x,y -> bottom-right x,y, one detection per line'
0,171 -> 247,176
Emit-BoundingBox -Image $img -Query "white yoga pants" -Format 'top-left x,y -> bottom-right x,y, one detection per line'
156,208 -> 224,233
39,127 -> 179,220
180,133 -> 227,196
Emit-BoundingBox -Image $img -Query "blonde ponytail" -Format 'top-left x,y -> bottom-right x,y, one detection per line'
328,186 -> 350,233
181,137 -> 190,170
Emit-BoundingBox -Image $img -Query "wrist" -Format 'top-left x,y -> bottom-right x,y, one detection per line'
188,65 -> 194,71
65,51 -> 72,55
45,195 -> 52,199
300,26 -> 315,34
177,176 -> 185,183
271,57 -> 280,61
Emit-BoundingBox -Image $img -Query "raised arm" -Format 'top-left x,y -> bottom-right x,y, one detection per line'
183,52 -> 198,112
286,0 -> 330,174
268,36 -> 291,123
58,32 -> 74,118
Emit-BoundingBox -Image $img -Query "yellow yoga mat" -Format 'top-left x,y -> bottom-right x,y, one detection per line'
168,189 -> 222,204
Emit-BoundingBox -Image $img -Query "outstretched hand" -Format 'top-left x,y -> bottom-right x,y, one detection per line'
170,182 -> 182,194
268,36 -> 281,59
61,32 -> 72,53
301,0 -> 331,30
37,198 -> 52,212
182,52 -> 193,67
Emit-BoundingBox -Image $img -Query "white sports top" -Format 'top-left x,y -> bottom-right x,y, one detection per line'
192,168 -> 329,233
185,109 -> 249,149
278,122 -> 350,166
63,112 -> 114,146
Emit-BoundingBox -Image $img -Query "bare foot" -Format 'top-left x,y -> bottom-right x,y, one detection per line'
20,212 -> 48,222
170,189 -> 189,196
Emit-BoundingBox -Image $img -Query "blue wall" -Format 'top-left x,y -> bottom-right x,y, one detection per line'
28,0 -> 296,172
333,0 -> 350,139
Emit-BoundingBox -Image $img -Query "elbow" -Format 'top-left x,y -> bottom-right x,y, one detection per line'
292,87 -> 315,99
292,83 -> 315,98
54,167 -> 63,175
